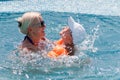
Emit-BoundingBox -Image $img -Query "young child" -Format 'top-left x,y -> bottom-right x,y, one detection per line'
48,27 -> 74,58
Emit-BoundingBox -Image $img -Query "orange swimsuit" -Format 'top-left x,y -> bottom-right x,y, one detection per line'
47,39 -> 68,58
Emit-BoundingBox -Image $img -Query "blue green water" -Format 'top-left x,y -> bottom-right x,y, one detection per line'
0,0 -> 120,80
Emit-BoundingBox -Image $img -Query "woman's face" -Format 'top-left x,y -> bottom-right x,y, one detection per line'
32,26 -> 45,38
28,24 -> 46,41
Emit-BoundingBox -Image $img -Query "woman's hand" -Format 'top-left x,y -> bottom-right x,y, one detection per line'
60,27 -> 73,45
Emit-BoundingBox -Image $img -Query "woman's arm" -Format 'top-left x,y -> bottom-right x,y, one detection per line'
60,27 -> 74,55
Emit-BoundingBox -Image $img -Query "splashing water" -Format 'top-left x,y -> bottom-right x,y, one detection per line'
4,25 -> 100,76
78,25 -> 99,53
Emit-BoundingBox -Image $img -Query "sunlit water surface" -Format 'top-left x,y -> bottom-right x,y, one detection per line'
0,0 -> 120,80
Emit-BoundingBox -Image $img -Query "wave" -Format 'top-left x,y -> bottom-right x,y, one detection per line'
0,0 -> 120,16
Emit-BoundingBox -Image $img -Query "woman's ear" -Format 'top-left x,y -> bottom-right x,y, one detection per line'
28,27 -> 32,32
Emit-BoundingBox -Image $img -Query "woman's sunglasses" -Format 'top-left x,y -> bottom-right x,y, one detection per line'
18,21 -> 22,28
18,21 -> 45,27
33,21 -> 45,27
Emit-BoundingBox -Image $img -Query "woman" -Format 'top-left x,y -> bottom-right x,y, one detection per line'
17,12 -> 51,52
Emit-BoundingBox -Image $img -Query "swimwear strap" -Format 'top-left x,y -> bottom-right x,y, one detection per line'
23,36 -> 34,45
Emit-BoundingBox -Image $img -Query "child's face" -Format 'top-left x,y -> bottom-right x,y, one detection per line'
60,27 -> 73,44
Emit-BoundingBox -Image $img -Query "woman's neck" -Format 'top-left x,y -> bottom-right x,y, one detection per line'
24,35 -> 45,46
